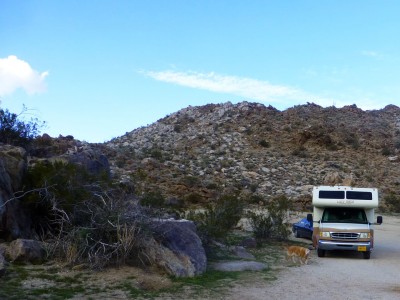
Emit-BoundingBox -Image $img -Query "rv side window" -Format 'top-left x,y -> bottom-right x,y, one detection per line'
319,191 -> 345,199
346,191 -> 373,200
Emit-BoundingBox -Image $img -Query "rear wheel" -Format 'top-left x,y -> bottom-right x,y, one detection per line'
363,251 -> 371,259
294,228 -> 300,238
317,248 -> 325,257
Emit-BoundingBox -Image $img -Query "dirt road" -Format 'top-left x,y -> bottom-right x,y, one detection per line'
231,214 -> 400,300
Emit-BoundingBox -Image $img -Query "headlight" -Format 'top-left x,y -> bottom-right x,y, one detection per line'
359,232 -> 370,238
320,231 -> 330,238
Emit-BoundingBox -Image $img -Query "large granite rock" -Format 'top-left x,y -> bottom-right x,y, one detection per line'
146,219 -> 207,277
66,149 -> 110,177
7,239 -> 46,264
0,245 -> 7,277
0,145 -> 31,239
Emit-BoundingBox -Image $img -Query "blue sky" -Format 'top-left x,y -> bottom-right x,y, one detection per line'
1,0 -> 400,142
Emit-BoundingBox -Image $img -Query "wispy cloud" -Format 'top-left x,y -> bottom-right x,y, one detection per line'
361,50 -> 383,59
142,70 -> 316,104
0,55 -> 49,96
141,69 -> 391,110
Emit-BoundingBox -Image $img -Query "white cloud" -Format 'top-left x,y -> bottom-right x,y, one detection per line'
361,50 -> 382,59
141,69 -> 391,111
0,55 -> 49,96
142,70 -> 314,104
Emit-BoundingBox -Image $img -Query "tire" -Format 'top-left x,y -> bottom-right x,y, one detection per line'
317,248 -> 325,257
363,251 -> 371,259
294,229 -> 300,238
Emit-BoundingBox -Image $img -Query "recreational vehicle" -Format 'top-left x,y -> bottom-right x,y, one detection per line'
307,186 -> 382,259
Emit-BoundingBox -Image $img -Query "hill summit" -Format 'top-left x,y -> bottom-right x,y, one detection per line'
105,101 -> 400,208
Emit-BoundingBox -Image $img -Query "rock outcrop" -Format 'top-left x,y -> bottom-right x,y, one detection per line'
0,144 -> 31,239
7,239 -> 46,264
146,219 -> 207,277
0,245 -> 7,277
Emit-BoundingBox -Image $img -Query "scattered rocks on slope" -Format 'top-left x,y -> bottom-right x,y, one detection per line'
106,102 -> 400,206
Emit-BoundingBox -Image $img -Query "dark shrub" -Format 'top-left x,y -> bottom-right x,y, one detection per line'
187,194 -> 244,244
247,195 -> 292,241
0,107 -> 45,147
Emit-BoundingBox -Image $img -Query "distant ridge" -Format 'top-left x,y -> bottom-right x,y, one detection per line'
105,101 -> 400,208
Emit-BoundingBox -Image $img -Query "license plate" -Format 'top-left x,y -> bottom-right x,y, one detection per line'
358,246 -> 367,252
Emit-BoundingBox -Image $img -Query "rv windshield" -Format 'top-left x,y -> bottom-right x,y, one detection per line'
321,207 -> 368,224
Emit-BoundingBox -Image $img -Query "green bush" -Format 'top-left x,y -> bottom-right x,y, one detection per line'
22,160 -> 110,233
187,194 -> 244,244
0,106 -> 45,147
22,161 -> 150,269
343,133 -> 360,149
247,195 -> 292,241
384,193 -> 400,213
381,145 -> 394,156
258,139 -> 270,148
140,191 -> 165,208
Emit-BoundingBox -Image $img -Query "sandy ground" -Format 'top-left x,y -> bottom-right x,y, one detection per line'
229,214 -> 400,300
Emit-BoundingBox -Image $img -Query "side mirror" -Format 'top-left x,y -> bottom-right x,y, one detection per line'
307,213 -> 313,223
377,215 -> 383,224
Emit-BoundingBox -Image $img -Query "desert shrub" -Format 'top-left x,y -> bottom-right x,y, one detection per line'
258,139 -> 270,148
394,138 -> 400,150
383,193 -> 400,213
247,194 -> 264,205
140,191 -> 165,208
46,189 -> 150,269
22,161 -> 107,232
149,148 -> 163,160
247,195 -> 292,241
343,133 -> 360,149
183,175 -> 199,187
173,124 -> 181,133
291,146 -> 308,157
187,194 -> 244,244
184,192 -> 203,204
206,182 -> 218,189
381,145 -> 394,156
0,106 -> 45,147
22,161 -> 150,269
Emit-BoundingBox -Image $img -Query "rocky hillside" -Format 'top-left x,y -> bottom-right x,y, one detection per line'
105,102 -> 400,209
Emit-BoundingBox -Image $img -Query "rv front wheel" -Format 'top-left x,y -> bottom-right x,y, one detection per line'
363,251 -> 371,259
317,248 -> 325,257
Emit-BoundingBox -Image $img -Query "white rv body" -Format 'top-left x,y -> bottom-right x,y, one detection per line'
310,186 -> 382,259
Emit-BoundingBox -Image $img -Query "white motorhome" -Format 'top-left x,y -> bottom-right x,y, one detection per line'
307,186 -> 383,259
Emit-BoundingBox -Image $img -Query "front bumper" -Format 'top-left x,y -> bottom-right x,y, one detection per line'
318,240 -> 371,251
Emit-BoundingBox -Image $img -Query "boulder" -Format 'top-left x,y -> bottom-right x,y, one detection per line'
229,246 -> 255,260
239,237 -> 257,249
7,239 -> 46,264
0,252 -> 7,277
0,145 -> 31,239
323,172 -> 342,186
146,219 -> 206,277
66,149 -> 110,177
